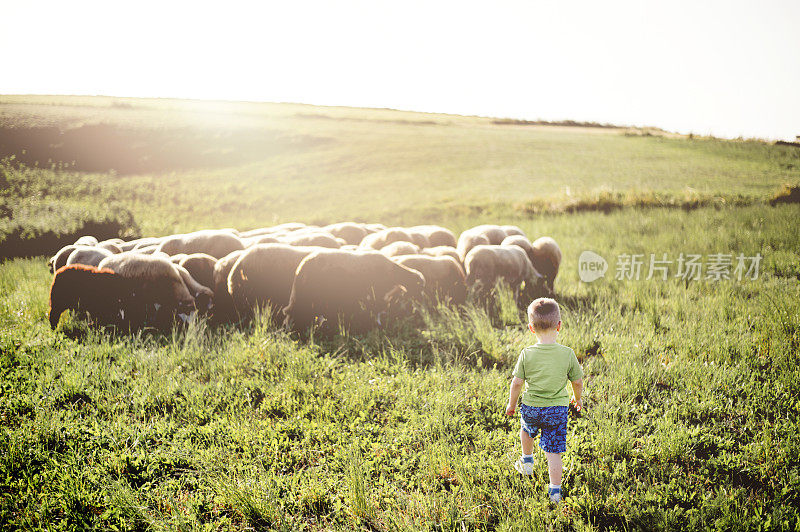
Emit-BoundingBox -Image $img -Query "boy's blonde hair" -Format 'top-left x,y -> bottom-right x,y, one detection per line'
527,297 -> 561,331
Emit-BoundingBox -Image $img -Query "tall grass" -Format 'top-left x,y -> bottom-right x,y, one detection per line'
2,204 -> 799,530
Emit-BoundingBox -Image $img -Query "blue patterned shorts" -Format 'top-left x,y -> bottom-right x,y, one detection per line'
519,404 -> 569,454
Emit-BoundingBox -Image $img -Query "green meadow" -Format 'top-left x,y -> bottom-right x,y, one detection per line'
1,96 -> 799,530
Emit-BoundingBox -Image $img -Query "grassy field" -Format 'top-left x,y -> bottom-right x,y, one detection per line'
1,96 -> 799,530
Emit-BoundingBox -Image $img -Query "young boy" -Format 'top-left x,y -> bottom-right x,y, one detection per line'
505,297 -> 583,503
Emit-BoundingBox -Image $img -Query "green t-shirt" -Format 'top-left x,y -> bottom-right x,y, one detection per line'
513,342 -> 583,407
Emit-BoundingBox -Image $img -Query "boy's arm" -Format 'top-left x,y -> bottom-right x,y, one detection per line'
570,379 -> 584,411
505,377 -> 525,415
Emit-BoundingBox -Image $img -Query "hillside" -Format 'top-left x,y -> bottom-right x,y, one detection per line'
1,95 -> 797,237
1,95 -> 799,531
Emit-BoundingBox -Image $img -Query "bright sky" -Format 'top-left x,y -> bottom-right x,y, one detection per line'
2,0 -> 798,140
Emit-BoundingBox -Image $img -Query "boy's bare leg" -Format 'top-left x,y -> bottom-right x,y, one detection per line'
520,428 -> 535,455
544,452 -> 563,485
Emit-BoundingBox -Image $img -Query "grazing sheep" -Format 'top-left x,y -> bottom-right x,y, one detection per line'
422,246 -> 462,263
280,232 -> 342,248
464,245 -> 543,303
360,228 -> 416,250
228,244 -> 319,319
99,253 -> 196,325
118,241 -> 138,252
393,254 -> 467,305
121,237 -> 163,252
501,235 -> 536,267
283,249 -> 425,334
74,236 -> 99,247
456,232 -> 491,262
48,264 -> 136,329
138,237 -> 166,248
49,245 -> 80,273
324,222 -> 369,245
134,245 -> 160,255
210,249 -> 245,324
379,241 -> 421,257
247,235 -> 281,246
157,229 -> 244,259
530,237 -> 562,292
364,223 -> 387,234
66,247 -> 114,268
96,240 -> 123,254
501,225 -> 526,238
173,263 -> 214,314
239,223 -> 307,238
410,225 -> 457,248
404,229 -> 430,249
179,253 -> 217,289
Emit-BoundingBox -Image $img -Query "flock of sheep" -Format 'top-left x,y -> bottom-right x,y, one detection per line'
47,222 -> 562,334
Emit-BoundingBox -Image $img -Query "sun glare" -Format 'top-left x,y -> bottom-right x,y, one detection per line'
1,0 -> 799,140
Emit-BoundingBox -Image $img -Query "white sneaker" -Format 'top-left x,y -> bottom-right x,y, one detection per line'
513,458 -> 534,476
548,487 -> 562,503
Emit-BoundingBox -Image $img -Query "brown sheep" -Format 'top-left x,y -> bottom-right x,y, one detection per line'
422,246 -> 462,263
360,228 -> 416,250
530,237 -> 562,292
48,264 -> 136,329
410,225 -> 457,248
157,230 -> 244,259
324,222 -> 369,245
66,247 -> 114,268
49,245 -> 80,273
179,253 -> 217,289
379,241 -> 421,257
228,244 -> 320,319
283,249 -> 425,334
464,245 -> 543,303
392,254 -> 467,305
99,253 -> 196,325
210,249 -> 245,324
